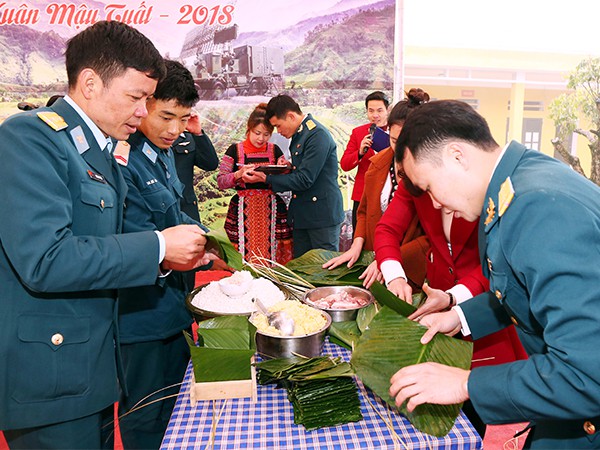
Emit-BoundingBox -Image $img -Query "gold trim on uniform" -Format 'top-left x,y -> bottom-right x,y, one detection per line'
498,177 -> 515,217
484,197 -> 496,225
306,119 -> 316,130
37,112 -> 67,131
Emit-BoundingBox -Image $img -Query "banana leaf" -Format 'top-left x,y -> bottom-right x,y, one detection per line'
369,281 -> 417,317
356,302 -> 379,332
350,307 -> 473,437
205,229 -> 244,271
184,315 -> 256,383
285,249 -> 374,286
328,321 -> 362,349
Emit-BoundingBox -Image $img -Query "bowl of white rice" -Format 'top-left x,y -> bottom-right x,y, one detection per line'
250,300 -> 332,359
186,271 -> 286,321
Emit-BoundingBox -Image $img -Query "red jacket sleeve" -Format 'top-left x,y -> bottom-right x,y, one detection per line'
374,183 -> 417,265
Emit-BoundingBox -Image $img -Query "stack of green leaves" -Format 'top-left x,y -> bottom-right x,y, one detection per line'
285,249 -> 374,286
255,356 -> 363,430
184,315 -> 256,382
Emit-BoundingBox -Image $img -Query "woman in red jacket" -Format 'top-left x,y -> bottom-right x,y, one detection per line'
340,91 -> 390,233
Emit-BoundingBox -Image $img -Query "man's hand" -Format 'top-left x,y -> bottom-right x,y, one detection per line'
408,283 -> 454,321
276,156 -> 292,167
161,224 -> 207,271
359,134 -> 373,157
358,260 -> 383,288
185,111 -> 202,135
387,277 -> 413,303
417,310 -> 462,344
389,362 -> 470,411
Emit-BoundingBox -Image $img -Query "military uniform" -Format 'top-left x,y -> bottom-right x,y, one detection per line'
116,131 -> 208,448
172,131 -> 218,222
0,98 -> 159,442
461,141 -> 600,448
267,114 -> 344,257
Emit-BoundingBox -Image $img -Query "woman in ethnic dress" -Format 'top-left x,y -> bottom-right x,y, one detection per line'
217,103 -> 293,264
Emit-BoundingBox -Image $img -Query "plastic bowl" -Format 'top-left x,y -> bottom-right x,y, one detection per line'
253,310 -> 332,359
302,286 -> 375,322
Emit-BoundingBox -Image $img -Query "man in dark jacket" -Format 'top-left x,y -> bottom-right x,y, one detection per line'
251,94 -> 344,258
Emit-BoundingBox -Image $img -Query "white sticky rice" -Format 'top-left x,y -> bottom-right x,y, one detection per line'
250,300 -> 327,336
191,273 -> 285,315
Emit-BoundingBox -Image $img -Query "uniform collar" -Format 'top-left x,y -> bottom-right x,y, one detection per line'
63,95 -> 112,151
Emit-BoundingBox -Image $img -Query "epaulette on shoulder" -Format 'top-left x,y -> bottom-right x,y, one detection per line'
37,111 -> 67,131
306,119 -> 316,130
113,141 -> 131,166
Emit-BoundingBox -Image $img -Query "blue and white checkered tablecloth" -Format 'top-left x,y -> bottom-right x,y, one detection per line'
161,341 -> 482,450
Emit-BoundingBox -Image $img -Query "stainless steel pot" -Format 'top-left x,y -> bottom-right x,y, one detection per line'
302,286 -> 375,322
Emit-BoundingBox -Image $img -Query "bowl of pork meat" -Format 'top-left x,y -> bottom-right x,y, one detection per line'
302,286 -> 375,322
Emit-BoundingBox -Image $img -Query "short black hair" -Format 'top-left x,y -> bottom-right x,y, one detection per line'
395,99 -> 498,167
153,60 -> 199,107
365,91 -> 389,109
265,94 -> 302,120
65,21 -> 165,88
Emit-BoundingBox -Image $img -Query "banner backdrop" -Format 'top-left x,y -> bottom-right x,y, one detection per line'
0,0 -> 396,230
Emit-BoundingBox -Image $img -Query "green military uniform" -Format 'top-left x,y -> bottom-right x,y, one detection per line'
461,142 -> 600,449
267,114 -> 344,257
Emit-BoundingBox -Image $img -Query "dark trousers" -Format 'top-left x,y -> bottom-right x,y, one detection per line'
351,200 -> 360,237
293,224 -> 341,258
4,405 -> 114,449
118,332 -> 190,449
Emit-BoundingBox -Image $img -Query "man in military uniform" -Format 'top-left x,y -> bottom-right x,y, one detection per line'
115,59 -> 212,449
388,100 -> 600,449
0,22 -> 209,449
251,94 -> 344,258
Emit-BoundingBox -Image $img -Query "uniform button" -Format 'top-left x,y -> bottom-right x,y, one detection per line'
495,290 -> 502,300
487,258 -> 493,271
312,197 -> 317,202
584,421 -> 596,435
448,267 -> 453,274
51,333 -> 64,346
184,150 -> 189,154
293,194 -> 297,199
193,201 -> 197,205
292,166 -> 297,170
294,152 -> 299,156
510,316 -> 518,326
100,199 -> 105,209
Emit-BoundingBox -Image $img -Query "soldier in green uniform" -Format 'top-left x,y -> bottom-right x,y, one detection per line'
388,100 -> 600,449
0,22 -> 209,449
251,94 -> 344,258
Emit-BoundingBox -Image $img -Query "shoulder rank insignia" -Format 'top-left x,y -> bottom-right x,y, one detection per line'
498,177 -> 515,217
306,119 -> 316,130
484,197 -> 496,226
113,141 -> 131,166
37,111 -> 67,131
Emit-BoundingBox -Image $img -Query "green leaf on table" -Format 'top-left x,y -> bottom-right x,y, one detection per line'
356,302 -> 379,332
205,229 -> 244,271
369,281 -> 417,317
285,249 -> 374,286
193,347 -> 255,382
350,307 -> 473,437
185,315 -> 256,382
328,321 -> 362,349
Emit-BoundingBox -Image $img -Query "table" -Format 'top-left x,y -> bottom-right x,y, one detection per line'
161,341 -> 482,449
